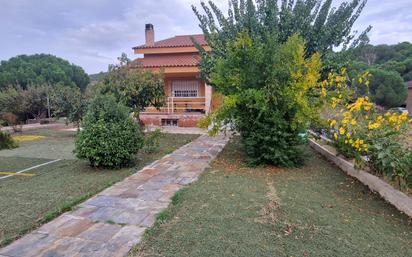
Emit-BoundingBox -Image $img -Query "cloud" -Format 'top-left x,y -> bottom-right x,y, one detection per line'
0,0 -> 410,74
352,0 -> 412,44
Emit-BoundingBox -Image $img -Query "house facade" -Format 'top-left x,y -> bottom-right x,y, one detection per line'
132,24 -> 217,127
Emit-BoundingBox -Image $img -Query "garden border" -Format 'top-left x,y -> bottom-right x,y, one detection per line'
309,138 -> 412,218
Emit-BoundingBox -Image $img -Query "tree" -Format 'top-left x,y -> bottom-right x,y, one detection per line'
346,61 -> 408,108
193,0 -> 369,166
203,33 -> 322,166
75,95 -> 144,168
0,54 -> 89,91
22,85 -> 51,120
348,42 -> 412,81
368,68 -> 407,108
403,61 -> 412,81
93,53 -> 165,116
0,84 -> 52,122
0,86 -> 26,122
379,60 -> 406,74
192,0 -> 370,83
355,44 -> 377,65
50,85 -> 88,128
89,71 -> 108,83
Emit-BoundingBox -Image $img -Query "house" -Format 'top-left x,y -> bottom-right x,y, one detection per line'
406,80 -> 412,115
132,24 -> 218,127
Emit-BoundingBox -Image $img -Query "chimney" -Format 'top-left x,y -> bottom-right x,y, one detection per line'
145,24 -> 154,46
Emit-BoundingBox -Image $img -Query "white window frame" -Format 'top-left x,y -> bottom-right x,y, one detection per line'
171,80 -> 199,97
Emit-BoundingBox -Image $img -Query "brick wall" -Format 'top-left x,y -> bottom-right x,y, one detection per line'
140,114 -> 204,127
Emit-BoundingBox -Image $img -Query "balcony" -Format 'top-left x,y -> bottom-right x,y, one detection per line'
142,97 -> 206,114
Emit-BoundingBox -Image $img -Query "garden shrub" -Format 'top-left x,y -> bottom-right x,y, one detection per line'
368,138 -> 412,189
75,95 -> 143,168
0,119 -> 7,127
0,131 -> 18,150
203,33 -> 321,167
228,89 -> 306,166
143,128 -> 163,153
324,70 -> 412,190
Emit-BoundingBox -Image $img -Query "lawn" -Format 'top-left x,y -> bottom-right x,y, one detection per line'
0,127 -> 198,246
132,138 -> 412,257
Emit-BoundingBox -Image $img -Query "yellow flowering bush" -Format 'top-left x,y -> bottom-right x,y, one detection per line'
329,96 -> 409,158
321,69 -> 412,190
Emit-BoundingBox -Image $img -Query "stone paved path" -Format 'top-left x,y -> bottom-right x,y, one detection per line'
0,135 -> 229,257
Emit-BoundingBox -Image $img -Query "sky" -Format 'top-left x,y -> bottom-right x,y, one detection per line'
0,0 -> 411,74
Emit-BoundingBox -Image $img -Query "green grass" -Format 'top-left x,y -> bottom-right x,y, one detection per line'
0,128 -> 77,159
0,127 -> 198,246
132,138 -> 412,257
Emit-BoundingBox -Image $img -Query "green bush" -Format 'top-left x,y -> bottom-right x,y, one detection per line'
0,131 -> 18,150
75,95 -> 143,168
232,90 -> 305,166
368,138 -> 412,190
143,129 -> 164,153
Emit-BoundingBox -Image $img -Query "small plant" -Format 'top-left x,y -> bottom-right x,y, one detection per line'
75,95 -> 144,168
367,138 -> 412,189
143,129 -> 163,153
0,131 -> 18,150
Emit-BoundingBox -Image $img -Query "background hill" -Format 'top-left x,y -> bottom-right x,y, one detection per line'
344,42 -> 412,108
89,71 -> 108,83
351,42 -> 412,82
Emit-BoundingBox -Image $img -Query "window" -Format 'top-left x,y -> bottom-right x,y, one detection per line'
172,80 -> 199,97
161,119 -> 178,126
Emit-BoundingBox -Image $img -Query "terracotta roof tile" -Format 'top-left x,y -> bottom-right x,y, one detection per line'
133,54 -> 201,68
133,34 -> 207,49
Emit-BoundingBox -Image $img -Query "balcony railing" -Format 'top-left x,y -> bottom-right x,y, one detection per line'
143,97 -> 206,114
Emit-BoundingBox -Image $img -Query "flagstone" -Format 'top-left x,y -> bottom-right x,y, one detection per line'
69,205 -> 99,218
111,225 -> 146,247
78,223 -> 121,242
177,176 -> 199,185
51,218 -> 94,237
0,233 -> 56,257
112,210 -> 149,225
